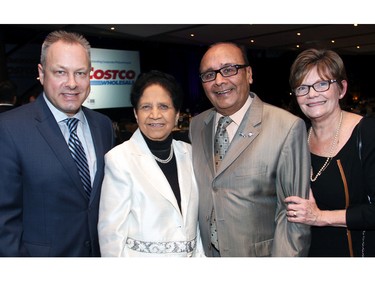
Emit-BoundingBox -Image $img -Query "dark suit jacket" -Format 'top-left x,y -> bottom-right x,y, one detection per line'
189,93 -> 311,256
0,95 -> 115,256
0,104 -> 16,113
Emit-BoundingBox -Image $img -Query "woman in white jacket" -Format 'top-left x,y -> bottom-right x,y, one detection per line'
98,70 -> 204,257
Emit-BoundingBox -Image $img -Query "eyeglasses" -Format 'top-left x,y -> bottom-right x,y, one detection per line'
293,79 -> 337,97
199,64 -> 249,83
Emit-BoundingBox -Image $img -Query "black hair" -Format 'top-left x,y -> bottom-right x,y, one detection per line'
130,70 -> 183,111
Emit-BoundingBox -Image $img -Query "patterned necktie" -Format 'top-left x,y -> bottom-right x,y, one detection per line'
214,116 -> 232,168
211,116 -> 232,251
66,118 -> 91,198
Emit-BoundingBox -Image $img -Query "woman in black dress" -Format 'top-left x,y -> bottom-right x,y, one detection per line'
285,48 -> 375,257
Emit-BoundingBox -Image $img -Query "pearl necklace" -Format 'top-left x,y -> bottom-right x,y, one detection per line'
308,111 -> 343,182
153,145 -> 174,164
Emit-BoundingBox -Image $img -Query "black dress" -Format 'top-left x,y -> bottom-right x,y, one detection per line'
308,117 -> 375,257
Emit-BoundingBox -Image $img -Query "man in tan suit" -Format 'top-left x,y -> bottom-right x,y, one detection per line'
189,42 -> 311,257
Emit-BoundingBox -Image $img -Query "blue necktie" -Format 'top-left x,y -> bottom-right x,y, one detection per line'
66,118 -> 91,198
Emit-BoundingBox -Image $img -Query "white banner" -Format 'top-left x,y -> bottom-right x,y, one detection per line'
85,48 -> 140,109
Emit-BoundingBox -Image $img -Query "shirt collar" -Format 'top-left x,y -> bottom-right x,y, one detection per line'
215,94 -> 252,126
43,93 -> 85,124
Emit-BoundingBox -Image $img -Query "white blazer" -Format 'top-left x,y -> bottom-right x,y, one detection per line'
98,129 -> 204,257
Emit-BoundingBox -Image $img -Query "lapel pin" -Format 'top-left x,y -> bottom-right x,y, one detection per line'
239,132 -> 253,138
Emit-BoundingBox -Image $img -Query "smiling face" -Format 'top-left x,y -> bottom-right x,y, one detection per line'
200,43 -> 252,116
296,66 -> 347,122
134,84 -> 179,141
38,40 -> 91,116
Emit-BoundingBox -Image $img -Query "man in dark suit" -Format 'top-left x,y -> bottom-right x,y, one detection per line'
0,80 -> 17,113
189,42 -> 311,257
0,30 -> 115,256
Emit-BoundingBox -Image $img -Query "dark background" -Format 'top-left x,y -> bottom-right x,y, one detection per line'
1,24 -> 375,123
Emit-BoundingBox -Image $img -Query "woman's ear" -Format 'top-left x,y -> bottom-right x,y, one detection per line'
339,80 -> 348,99
175,111 -> 180,126
133,108 -> 138,123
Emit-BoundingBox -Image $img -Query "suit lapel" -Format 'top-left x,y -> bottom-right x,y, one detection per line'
84,108 -> 103,204
175,142 -> 192,222
34,97 -> 87,199
202,111 -> 216,176
132,130 -> 182,212
216,94 -> 263,174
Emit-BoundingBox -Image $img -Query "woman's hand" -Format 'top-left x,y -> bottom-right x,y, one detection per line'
285,189 -> 323,226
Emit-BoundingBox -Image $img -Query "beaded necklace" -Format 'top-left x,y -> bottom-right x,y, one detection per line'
153,145 -> 174,164
308,111 -> 343,182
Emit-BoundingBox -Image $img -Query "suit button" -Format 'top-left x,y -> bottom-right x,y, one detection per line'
85,241 -> 91,248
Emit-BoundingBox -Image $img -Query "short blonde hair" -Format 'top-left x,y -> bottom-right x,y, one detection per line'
40,30 -> 91,68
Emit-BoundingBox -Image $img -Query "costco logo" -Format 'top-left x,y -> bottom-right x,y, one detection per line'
90,68 -> 136,85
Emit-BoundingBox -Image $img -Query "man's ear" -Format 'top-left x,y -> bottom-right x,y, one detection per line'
38,64 -> 45,85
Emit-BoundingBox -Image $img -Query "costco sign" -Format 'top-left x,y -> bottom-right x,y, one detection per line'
85,48 -> 140,109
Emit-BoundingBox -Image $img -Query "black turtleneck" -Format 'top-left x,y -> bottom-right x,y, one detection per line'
141,132 -> 181,212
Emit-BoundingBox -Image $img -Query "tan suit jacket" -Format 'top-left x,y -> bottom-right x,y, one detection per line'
189,93 -> 311,256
